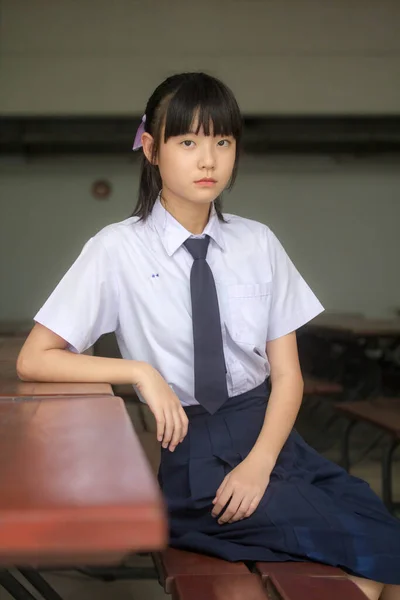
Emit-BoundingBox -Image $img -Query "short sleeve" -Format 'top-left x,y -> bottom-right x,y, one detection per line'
34,236 -> 119,353
266,228 -> 324,342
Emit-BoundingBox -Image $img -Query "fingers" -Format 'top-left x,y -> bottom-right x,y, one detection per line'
180,408 -> 189,442
141,367 -> 189,450
155,411 -> 166,443
169,408 -> 184,451
212,477 -> 229,510
212,483 -> 262,525
242,495 -> 261,519
217,491 -> 242,525
212,479 -> 233,519
161,409 -> 174,449
226,496 -> 251,524
228,494 -> 259,523
160,403 -> 189,452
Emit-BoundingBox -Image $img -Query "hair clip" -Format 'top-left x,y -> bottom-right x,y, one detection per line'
132,114 -> 146,150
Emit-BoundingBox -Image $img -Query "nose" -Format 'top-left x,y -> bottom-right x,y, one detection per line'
198,140 -> 216,171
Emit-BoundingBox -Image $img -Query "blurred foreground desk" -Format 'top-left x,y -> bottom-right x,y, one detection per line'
0,394 -> 167,568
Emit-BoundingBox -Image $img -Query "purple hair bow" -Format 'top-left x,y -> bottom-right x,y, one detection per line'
132,114 -> 146,151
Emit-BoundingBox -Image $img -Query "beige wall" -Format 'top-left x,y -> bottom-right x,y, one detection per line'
1,0 -> 400,115
1,2 -> 399,322
1,154 -> 399,321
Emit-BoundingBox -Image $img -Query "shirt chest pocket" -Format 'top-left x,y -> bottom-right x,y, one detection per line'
223,281 -> 272,346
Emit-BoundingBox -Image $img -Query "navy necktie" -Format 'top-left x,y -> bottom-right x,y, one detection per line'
184,235 -> 228,414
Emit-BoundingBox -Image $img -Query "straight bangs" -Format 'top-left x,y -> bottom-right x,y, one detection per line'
162,77 -> 242,144
133,72 -> 243,222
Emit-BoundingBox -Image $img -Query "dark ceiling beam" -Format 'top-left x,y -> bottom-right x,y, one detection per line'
1,116 -> 400,154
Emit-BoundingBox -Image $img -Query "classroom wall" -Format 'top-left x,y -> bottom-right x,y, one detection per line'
1,0 -> 400,115
1,1 -> 399,322
1,154 -> 399,321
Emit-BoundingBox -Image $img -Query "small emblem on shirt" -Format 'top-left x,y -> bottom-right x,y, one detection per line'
151,273 -> 159,278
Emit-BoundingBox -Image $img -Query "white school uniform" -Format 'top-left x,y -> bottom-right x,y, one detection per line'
34,196 -> 324,406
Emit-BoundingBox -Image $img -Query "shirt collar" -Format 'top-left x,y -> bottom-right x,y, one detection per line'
151,194 -> 226,257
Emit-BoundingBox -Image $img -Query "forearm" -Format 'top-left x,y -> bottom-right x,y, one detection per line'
17,348 -> 147,385
248,373 -> 304,469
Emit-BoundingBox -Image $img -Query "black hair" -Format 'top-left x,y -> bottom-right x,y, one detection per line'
132,72 -> 243,221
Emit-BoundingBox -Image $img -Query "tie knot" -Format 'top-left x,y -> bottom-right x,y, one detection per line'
184,236 -> 210,260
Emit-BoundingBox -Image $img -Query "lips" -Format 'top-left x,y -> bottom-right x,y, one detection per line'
195,178 -> 217,183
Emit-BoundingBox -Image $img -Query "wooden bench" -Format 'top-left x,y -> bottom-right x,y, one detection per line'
153,548 -> 250,594
153,549 -> 266,599
153,548 -> 367,599
335,398 -> 400,513
254,560 -> 344,580
171,573 -> 266,600
263,573 -> 368,600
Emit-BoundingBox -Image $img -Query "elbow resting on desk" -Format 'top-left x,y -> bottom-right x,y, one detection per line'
16,322 -> 69,382
16,356 -> 33,381
15,323 -> 146,385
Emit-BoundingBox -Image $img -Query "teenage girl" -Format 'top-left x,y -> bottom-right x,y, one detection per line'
18,72 -> 400,600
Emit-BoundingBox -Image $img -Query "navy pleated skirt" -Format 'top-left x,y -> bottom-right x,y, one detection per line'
158,381 -> 400,584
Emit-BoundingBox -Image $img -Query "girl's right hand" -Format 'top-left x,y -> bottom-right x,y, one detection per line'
133,363 -> 189,452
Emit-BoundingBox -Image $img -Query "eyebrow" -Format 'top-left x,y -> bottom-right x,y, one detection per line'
182,130 -> 232,137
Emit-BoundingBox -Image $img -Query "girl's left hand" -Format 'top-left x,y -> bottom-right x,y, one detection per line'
211,454 -> 272,524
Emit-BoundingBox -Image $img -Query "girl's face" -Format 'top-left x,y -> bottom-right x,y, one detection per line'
156,121 -> 236,207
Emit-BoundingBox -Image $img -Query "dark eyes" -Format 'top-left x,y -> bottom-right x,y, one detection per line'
180,139 -> 231,148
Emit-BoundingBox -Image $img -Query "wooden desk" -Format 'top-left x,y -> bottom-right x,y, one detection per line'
0,394 -> 167,567
304,315 -> 400,398
335,398 -> 400,439
303,377 -> 342,395
308,315 -> 400,338
0,361 -> 113,397
335,398 -> 400,512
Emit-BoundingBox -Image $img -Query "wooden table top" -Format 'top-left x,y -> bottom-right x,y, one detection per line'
0,394 -> 167,566
335,398 -> 400,438
0,361 -> 113,397
307,314 -> 400,337
303,377 -> 342,395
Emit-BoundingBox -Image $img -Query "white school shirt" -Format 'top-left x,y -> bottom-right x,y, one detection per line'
34,197 -> 324,406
